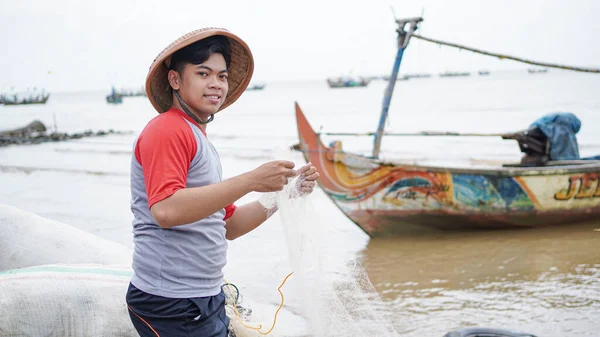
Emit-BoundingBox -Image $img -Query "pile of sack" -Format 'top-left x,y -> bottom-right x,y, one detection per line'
0,204 -> 264,337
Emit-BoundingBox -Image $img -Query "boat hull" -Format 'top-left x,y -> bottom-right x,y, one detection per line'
348,208 -> 600,236
295,103 -> 600,237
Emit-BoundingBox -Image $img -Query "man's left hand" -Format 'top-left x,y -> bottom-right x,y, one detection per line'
295,162 -> 319,196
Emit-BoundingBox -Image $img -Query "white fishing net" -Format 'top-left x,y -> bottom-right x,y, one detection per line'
271,152 -> 400,337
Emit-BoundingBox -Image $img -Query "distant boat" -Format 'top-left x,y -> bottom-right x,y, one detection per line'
478,70 -> 490,76
528,68 -> 549,74
106,95 -> 123,104
106,87 -> 123,104
403,73 -> 432,79
327,76 -> 370,88
246,83 -> 266,91
1,92 -> 50,106
119,88 -> 147,97
439,71 -> 471,77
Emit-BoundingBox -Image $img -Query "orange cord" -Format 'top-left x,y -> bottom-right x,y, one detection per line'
224,272 -> 294,335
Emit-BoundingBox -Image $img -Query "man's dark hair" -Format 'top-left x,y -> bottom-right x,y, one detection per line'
169,36 -> 231,74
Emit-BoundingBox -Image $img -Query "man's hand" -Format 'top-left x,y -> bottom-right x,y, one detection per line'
247,160 -> 298,192
294,162 -> 319,196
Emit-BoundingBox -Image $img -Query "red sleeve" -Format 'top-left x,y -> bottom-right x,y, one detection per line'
224,204 -> 237,220
135,114 -> 197,208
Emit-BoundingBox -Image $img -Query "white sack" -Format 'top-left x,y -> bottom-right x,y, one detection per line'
0,204 -> 132,271
0,264 -> 136,337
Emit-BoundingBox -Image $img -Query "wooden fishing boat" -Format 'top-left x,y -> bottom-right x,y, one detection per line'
246,83 -> 266,91
106,95 -> 123,104
295,17 -> 600,237
1,93 -> 50,105
528,68 -> 549,74
327,77 -> 370,88
106,87 -> 123,104
439,71 -> 471,77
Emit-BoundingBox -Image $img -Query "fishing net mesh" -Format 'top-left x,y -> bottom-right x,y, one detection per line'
269,151 -> 399,337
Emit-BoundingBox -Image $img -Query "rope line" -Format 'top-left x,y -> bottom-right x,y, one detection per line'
412,34 -> 600,73
224,272 -> 294,335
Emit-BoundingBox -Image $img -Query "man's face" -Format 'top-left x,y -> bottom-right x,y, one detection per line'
177,53 -> 229,118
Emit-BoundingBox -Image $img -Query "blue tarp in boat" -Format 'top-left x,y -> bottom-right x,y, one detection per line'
530,112 -> 581,160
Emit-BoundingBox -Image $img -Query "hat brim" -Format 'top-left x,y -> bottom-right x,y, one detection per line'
146,28 -> 254,113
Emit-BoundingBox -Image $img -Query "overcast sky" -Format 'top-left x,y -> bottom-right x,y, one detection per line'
1,0 -> 598,92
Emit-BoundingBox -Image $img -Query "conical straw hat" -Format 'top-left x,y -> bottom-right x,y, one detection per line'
146,28 -> 254,113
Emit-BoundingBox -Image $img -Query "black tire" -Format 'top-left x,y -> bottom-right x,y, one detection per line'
443,327 -> 537,337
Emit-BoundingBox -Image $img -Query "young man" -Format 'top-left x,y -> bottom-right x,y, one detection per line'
126,28 -> 319,337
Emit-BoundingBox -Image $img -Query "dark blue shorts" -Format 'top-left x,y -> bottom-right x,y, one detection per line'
126,283 -> 230,337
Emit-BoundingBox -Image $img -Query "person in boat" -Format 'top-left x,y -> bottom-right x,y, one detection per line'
125,28 -> 319,337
